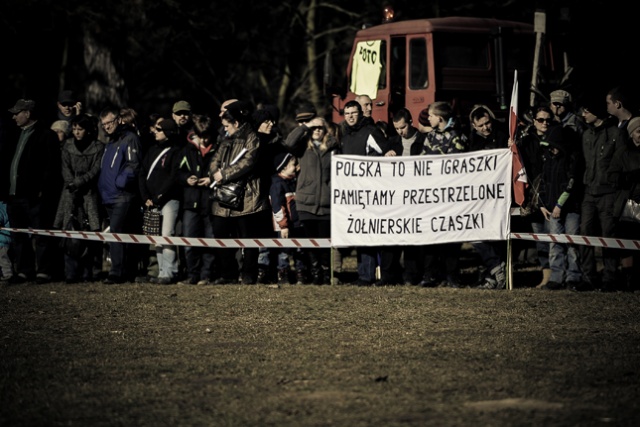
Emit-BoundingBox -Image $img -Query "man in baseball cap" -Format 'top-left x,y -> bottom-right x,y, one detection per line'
8,99 -> 36,114
171,100 -> 193,139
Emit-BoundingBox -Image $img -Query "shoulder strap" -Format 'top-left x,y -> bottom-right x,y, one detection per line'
147,147 -> 171,180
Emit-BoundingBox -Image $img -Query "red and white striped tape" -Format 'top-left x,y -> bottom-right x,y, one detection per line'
510,232 -> 640,250
0,227 -> 330,249
2,227 -> 639,250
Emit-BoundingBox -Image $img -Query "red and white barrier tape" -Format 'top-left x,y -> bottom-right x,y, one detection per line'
2,228 -> 639,250
0,227 -> 330,249
510,232 -> 640,250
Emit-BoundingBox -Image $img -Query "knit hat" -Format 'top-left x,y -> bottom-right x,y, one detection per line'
627,117 -> 640,136
51,120 -> 70,135
8,99 -> 35,114
252,108 -> 274,125
158,118 -> 179,135
580,93 -> 606,118
550,89 -> 572,105
295,103 -> 316,123
263,104 -> 280,124
172,100 -> 192,114
224,100 -> 253,121
418,108 -> 430,126
274,152 -> 293,173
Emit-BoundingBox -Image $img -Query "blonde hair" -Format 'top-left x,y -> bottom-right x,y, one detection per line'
429,101 -> 453,121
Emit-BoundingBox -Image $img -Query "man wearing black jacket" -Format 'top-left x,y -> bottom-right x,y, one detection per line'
6,99 -> 63,284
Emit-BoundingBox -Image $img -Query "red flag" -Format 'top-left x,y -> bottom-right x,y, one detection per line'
511,143 -> 528,206
509,71 -> 528,206
509,70 -> 519,141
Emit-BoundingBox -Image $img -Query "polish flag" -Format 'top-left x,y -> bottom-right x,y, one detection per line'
509,71 -> 528,205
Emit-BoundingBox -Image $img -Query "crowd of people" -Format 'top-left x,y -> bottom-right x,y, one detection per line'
0,86 -> 639,291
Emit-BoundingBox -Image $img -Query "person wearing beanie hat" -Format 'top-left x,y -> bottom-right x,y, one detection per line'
138,117 -> 184,285
252,108 -> 274,130
273,152 -> 293,173
626,116 -> 640,137
158,117 -> 179,136
268,150 -> 307,284
548,89 -> 586,137
51,120 -> 71,143
578,91 -> 626,292
608,113 -> 640,290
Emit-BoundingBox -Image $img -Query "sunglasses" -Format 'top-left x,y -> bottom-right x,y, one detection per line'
309,126 -> 325,131
535,117 -> 552,124
551,102 -> 564,107
155,127 -> 164,132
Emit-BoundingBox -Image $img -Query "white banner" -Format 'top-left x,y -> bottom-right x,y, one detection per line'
331,150 -> 512,247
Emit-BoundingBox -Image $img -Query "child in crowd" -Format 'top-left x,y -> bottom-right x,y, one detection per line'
270,152 -> 307,284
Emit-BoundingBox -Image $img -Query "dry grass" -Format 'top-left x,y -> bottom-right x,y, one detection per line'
2,278 -> 640,427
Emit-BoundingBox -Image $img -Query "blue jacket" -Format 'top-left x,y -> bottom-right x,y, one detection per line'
0,201 -> 10,248
98,125 -> 142,204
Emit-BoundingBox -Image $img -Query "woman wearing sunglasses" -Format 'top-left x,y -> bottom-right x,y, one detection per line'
515,106 -> 556,288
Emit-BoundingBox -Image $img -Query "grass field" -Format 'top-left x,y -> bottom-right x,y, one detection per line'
2,275 -> 639,427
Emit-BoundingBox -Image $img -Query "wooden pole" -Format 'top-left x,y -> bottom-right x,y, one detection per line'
530,11 -> 546,108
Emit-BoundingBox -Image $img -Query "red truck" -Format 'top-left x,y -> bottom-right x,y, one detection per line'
326,15 -> 560,128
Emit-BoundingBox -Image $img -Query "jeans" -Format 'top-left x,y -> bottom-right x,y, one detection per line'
156,200 -> 180,279
182,209 -> 214,281
471,241 -> 504,272
275,226 -> 308,271
580,193 -> 618,284
357,247 -> 378,283
105,200 -> 138,278
548,212 -> 582,283
530,221 -> 550,269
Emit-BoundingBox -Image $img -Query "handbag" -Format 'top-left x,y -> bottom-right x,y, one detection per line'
61,214 -> 89,258
214,181 -> 246,210
620,199 -> 640,223
212,145 -> 247,210
142,207 -> 162,235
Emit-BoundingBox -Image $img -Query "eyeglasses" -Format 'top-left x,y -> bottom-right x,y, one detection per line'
309,126 -> 325,131
101,117 -> 118,127
535,117 -> 552,124
551,102 -> 564,107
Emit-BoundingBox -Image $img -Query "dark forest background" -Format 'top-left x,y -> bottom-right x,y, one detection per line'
1,0 -> 635,129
